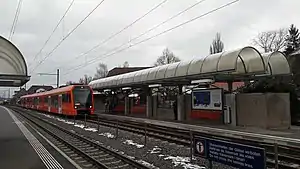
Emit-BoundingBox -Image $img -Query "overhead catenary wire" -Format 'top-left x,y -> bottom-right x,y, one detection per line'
47,0 -> 206,74
62,0 -> 240,75
29,0 -> 75,67
73,0 -> 168,60
30,0 -> 106,74
9,0 -> 23,40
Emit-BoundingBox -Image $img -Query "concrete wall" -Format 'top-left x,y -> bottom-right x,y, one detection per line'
156,94 -> 192,121
157,108 -> 174,120
185,94 -> 192,120
236,93 -> 290,129
146,96 -> 153,118
94,96 -> 105,113
266,93 -> 290,128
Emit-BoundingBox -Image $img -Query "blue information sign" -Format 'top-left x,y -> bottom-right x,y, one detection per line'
193,136 -> 266,169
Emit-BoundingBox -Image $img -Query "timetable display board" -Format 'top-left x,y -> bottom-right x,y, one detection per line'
192,88 -> 223,110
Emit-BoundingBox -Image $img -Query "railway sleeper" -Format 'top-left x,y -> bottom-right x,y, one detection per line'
98,156 -> 115,162
104,160 -> 122,165
84,148 -> 99,153
110,164 -> 129,169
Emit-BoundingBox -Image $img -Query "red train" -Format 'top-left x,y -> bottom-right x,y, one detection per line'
20,85 -> 94,116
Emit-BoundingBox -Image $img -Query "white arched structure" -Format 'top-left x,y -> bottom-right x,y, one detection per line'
261,51 -> 290,76
0,36 -> 30,86
89,47 -> 291,90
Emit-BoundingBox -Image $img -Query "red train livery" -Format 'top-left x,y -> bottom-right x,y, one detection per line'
20,85 -> 94,116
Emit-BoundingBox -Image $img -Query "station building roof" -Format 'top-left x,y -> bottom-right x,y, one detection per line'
0,36 -> 30,86
89,47 -> 291,90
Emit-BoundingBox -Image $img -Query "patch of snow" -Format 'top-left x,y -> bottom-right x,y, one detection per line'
125,155 -> 135,160
290,163 -> 300,168
43,114 -> 55,119
123,139 -> 144,148
56,118 -> 65,122
84,127 -> 97,132
148,146 -> 161,154
158,154 -> 165,157
64,121 -> 75,125
74,124 -> 85,128
137,160 -> 159,169
99,132 -> 115,138
53,117 -> 74,125
164,156 -> 205,169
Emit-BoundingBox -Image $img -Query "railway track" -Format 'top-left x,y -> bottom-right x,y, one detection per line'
11,106 -> 300,169
86,115 -> 300,169
12,108 -> 150,169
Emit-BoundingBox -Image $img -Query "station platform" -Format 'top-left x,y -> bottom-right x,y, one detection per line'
97,112 -> 300,146
0,106 -> 76,169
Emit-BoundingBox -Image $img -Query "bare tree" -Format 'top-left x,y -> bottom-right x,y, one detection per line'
210,32 -> 224,54
79,75 -> 93,85
94,63 -> 108,80
253,28 -> 288,52
154,48 -> 180,105
123,61 -> 129,68
154,48 -> 180,66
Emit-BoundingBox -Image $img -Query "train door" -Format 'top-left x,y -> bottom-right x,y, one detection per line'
58,95 -> 62,114
48,96 -> 51,112
37,97 -> 39,109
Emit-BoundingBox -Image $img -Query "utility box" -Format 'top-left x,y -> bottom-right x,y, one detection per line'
224,93 -> 237,126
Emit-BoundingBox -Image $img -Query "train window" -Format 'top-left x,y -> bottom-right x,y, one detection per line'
62,94 -> 66,102
48,96 -> 51,106
52,95 -> 58,108
62,93 -> 71,103
34,97 -> 37,105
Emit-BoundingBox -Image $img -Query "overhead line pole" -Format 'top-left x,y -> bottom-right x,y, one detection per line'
38,69 -> 60,88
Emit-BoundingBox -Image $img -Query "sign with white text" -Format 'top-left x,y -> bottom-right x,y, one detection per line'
193,136 -> 266,169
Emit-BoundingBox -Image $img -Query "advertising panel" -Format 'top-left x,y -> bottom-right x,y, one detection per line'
192,88 -> 223,110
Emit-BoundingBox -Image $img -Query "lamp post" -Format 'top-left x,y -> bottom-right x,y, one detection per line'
38,69 -> 60,88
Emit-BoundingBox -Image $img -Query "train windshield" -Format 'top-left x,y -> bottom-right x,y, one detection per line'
73,86 -> 92,107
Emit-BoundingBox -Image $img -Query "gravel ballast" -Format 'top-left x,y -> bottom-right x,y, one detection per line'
26,110 -> 238,169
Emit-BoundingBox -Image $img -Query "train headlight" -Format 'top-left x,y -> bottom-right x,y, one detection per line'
89,105 -> 92,108
74,106 -> 77,109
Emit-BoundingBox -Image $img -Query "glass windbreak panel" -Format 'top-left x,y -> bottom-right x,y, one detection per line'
73,86 -> 92,108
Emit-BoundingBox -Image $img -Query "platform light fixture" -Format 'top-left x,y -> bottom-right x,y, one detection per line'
103,89 -> 111,92
191,79 -> 215,85
148,84 -> 161,88
122,87 -> 131,90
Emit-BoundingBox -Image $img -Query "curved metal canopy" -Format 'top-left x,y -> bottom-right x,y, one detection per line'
0,36 -> 30,86
261,51 -> 290,76
89,46 -> 290,90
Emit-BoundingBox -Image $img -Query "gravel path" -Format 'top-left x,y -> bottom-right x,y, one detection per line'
30,111 -> 236,169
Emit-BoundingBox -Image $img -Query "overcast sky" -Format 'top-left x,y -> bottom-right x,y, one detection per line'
1,0 -> 300,92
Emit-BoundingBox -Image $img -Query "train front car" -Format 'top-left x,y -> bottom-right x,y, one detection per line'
72,85 -> 94,116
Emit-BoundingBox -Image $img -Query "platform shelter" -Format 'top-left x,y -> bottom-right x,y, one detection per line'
89,46 -> 291,129
0,36 -> 30,87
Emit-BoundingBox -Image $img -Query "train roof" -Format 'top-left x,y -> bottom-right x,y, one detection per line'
20,85 -> 90,98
